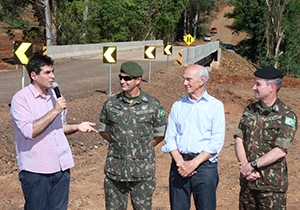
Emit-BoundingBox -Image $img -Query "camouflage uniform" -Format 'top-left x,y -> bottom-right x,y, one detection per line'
234,98 -> 297,209
98,90 -> 166,210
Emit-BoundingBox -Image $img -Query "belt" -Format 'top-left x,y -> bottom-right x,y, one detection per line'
180,153 -> 199,161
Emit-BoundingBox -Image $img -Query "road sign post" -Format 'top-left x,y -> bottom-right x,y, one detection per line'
164,44 -> 173,73
109,64 -> 112,95
103,46 -> 117,95
22,65 -> 26,89
144,46 -> 156,83
167,56 -> 169,73
13,41 -> 33,88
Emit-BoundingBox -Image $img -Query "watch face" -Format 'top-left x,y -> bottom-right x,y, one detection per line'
251,161 -> 257,168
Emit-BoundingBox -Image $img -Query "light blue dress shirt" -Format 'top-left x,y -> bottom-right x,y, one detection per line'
161,90 -> 225,163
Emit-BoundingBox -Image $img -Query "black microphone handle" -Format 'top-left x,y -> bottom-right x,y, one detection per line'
54,87 -> 61,98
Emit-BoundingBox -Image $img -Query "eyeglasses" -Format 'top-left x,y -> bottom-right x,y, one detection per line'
118,74 -> 136,81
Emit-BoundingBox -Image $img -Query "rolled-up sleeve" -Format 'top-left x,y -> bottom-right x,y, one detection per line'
202,101 -> 225,156
153,100 -> 167,137
11,93 -> 33,139
97,103 -> 111,133
97,121 -> 110,133
161,103 -> 178,153
153,125 -> 166,137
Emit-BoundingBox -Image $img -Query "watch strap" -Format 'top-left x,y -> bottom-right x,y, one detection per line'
251,160 -> 259,171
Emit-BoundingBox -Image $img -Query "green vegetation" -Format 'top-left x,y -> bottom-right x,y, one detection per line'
226,0 -> 300,76
0,0 -> 217,45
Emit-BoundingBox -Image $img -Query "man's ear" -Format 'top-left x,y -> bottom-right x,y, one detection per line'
200,75 -> 206,86
31,71 -> 37,81
136,77 -> 142,85
270,82 -> 276,93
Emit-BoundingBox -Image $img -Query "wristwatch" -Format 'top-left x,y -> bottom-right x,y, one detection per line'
251,160 -> 259,171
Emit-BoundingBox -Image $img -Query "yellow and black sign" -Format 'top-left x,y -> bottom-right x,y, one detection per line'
103,46 -> 117,63
164,44 -> 172,55
43,46 -> 47,55
183,34 -> 195,46
13,41 -> 33,65
144,46 -> 156,59
174,50 -> 183,66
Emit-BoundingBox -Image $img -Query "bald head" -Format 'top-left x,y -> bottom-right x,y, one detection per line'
185,65 -> 209,85
183,65 -> 209,100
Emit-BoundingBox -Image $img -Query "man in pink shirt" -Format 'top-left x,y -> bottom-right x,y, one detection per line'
11,55 -> 98,210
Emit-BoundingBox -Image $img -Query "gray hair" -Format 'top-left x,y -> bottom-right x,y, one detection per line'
197,66 -> 209,84
265,78 -> 282,93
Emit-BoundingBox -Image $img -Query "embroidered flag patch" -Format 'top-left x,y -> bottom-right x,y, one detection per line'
160,109 -> 166,117
285,117 -> 295,127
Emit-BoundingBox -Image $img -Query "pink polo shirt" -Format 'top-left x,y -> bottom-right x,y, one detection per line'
11,83 -> 74,174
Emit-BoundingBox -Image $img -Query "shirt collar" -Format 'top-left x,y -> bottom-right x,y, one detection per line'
28,83 -> 53,100
187,88 -> 210,103
119,89 -> 148,104
256,98 -> 281,113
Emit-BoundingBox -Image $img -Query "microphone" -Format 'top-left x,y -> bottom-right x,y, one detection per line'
52,82 -> 61,98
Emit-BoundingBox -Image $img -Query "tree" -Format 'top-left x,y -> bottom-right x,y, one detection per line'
179,0 -> 217,40
265,0 -> 290,68
278,0 -> 300,76
144,0 -> 185,41
226,0 -> 300,76
225,0 -> 266,65
0,0 -> 34,39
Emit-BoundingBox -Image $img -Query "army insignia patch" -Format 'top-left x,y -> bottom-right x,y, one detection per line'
160,109 -> 166,117
285,117 -> 295,127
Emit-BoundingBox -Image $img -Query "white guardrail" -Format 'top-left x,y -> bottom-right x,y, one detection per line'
180,41 -> 220,65
47,40 -> 163,60
47,40 -> 221,66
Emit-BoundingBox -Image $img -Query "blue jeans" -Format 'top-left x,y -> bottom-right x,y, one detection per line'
169,159 -> 219,210
18,169 -> 70,210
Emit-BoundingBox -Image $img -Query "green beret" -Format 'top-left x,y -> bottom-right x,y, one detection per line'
254,67 -> 283,79
120,61 -> 143,77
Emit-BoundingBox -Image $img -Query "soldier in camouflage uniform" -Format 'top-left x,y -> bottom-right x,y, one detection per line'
97,61 -> 167,210
234,67 -> 297,210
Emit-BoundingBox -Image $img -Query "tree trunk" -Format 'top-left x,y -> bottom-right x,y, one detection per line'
184,8 -> 187,38
193,13 -> 198,39
265,0 -> 290,67
83,0 -> 88,38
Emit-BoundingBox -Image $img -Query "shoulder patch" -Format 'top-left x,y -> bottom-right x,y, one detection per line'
160,109 -> 166,117
285,117 -> 295,127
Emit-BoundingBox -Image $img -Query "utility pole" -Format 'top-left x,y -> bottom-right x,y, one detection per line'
45,0 -> 51,47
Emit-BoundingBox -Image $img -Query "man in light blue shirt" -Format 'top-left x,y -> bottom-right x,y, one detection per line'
161,64 -> 225,210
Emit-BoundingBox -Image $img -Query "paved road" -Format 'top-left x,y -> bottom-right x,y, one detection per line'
0,46 -> 183,106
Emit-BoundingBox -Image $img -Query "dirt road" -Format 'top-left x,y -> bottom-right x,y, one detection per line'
210,6 -> 248,44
